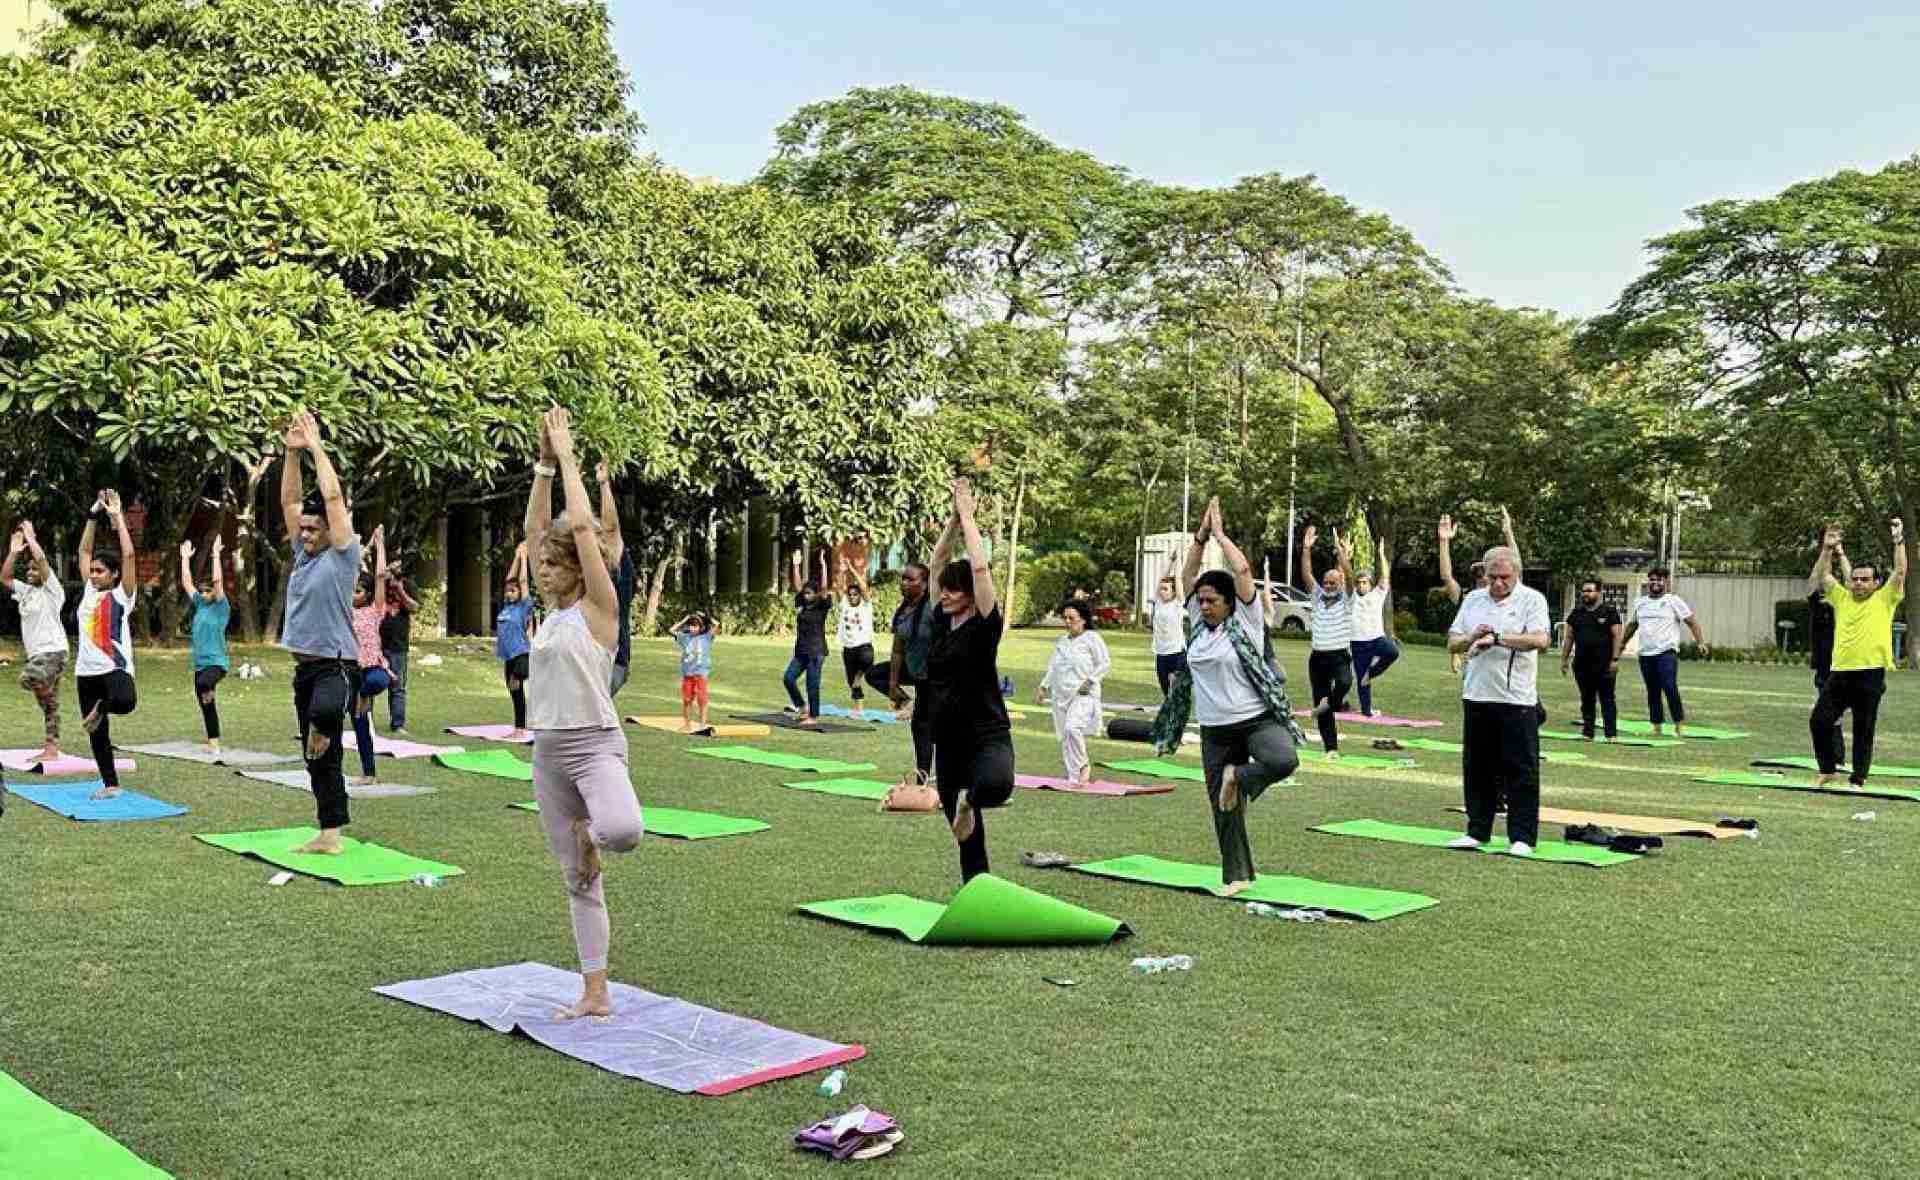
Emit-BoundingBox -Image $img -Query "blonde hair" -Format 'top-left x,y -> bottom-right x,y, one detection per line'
540,511 -> 613,595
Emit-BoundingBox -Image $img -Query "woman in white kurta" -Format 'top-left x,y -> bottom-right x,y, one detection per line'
1037,600 -> 1111,784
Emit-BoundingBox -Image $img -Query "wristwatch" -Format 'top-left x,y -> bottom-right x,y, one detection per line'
1489,634 -> 1503,648
534,462 -> 557,478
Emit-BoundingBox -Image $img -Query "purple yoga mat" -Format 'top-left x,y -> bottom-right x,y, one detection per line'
445,725 -> 535,745
0,749 -> 136,775
373,962 -> 865,1095
1293,710 -> 1441,729
1016,774 -> 1173,797
342,733 -> 464,759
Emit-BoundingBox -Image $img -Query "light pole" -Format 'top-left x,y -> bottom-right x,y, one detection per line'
1283,260 -> 1303,589
1181,333 -> 1193,535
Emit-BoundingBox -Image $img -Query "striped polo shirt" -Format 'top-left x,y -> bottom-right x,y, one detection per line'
1310,586 -> 1352,652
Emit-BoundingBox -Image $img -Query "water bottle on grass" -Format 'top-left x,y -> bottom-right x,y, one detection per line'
818,1068 -> 848,1098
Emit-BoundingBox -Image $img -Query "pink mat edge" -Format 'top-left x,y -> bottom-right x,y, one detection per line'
694,1043 -> 867,1097
1016,774 -> 1172,795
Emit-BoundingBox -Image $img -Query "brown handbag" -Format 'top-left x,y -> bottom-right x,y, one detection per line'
879,768 -> 939,813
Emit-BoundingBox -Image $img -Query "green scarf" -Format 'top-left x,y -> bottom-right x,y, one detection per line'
1150,615 -> 1307,755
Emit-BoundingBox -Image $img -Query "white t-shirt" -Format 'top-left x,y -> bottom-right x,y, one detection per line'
11,576 -> 68,658
75,583 -> 136,678
837,600 -> 874,648
1631,593 -> 1694,656
1349,587 -> 1388,642
1448,585 -> 1550,706
1185,592 -> 1268,726
1149,598 -> 1187,656
1310,586 -> 1352,651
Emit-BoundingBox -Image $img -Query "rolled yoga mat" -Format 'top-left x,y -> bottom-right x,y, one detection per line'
1695,771 -> 1920,803
1446,805 -> 1749,839
432,748 -> 534,781
5,781 -> 186,822
0,1067 -> 171,1178
373,961 -> 863,1095
1070,854 -> 1437,921
196,827 -> 465,885
800,873 -> 1131,945
1751,755 -> 1920,780
688,746 -> 877,774
119,741 -> 294,767
1105,716 -> 1156,743
1309,818 -> 1644,866
509,800 -> 768,840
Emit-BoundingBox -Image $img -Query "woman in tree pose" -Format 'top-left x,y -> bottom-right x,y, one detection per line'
1348,537 -> 1400,716
496,542 -> 536,740
924,477 -> 1016,881
523,405 -> 642,1019
1037,599 -> 1111,785
180,536 -> 231,755
75,491 -> 139,798
346,526 -> 391,785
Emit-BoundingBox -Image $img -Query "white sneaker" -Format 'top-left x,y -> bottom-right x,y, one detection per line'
1508,841 -> 1534,857
1445,835 -> 1482,849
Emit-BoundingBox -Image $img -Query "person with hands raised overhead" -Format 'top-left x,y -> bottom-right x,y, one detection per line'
7,520 -> 68,764
180,536 -> 232,755
496,541 -> 536,741
74,491 -> 139,797
782,548 -> 834,727
1809,520 -> 1907,788
1298,523 -> 1356,754
596,460 -> 638,697
345,526 -> 392,786
1348,536 -> 1400,717
837,555 -> 877,719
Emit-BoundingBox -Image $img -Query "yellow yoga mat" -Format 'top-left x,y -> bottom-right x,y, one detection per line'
626,715 -> 772,738
1449,805 -> 1748,840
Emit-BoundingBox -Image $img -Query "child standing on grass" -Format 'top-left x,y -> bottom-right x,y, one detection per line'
670,613 -> 714,731
498,541 -> 537,741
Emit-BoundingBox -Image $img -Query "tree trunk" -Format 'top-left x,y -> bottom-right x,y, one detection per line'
641,534 -> 686,636
1002,465 -> 1027,635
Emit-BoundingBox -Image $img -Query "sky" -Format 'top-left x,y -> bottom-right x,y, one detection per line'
608,0 -> 1920,318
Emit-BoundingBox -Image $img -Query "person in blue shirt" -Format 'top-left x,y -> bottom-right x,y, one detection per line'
179,536 -> 232,755
497,541 -> 537,739
669,612 -> 716,731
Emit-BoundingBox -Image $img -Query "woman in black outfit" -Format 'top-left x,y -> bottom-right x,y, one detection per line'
924,477 -> 1015,882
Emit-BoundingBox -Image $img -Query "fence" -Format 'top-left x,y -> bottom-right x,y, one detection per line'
1559,573 -> 1808,651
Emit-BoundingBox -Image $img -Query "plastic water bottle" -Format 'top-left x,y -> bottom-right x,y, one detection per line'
1167,954 -> 1193,971
1245,902 -> 1282,918
817,1068 -> 847,1098
1131,955 -> 1193,974
1850,811 -> 1876,822
411,873 -> 442,888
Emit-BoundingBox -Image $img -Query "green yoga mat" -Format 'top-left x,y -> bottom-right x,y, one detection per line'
1071,854 -> 1436,921
1696,772 -> 1920,804
1617,720 -> 1750,740
1100,758 -> 1204,783
780,777 -> 895,800
1393,737 -> 1587,763
1309,819 -> 1641,867
0,1069 -> 170,1178
508,801 -> 769,839
432,748 -> 534,781
195,827 -> 465,885
1752,756 -> 1920,781
688,745 -> 878,774
1541,730 -> 1681,748
799,873 -> 1130,945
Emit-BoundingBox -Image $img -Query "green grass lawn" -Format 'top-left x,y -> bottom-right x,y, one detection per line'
4,629 -> 1917,1177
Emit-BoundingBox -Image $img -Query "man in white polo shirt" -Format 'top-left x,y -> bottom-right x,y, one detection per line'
1444,546 -> 1551,855
1614,566 -> 1708,737
1297,524 -> 1356,755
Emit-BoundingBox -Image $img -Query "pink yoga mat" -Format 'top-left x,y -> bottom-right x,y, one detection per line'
445,725 -> 535,745
342,733 -> 463,759
0,749 -> 136,775
1293,711 -> 1441,729
1016,774 -> 1174,797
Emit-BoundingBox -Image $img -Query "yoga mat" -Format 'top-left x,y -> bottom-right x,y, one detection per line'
819,703 -> 900,725
800,873 -> 1131,945
509,801 -> 767,839
1446,805 -> 1749,840
1390,737 -> 1587,763
1752,756 -> 1920,780
779,777 -> 896,800
1310,819 -> 1641,866
119,741 -> 293,767
0,750 -> 135,775
1617,720 -> 1750,740
628,715 -> 772,738
1070,854 -> 1437,921
1102,702 -> 1159,714
732,712 -> 867,735
237,769 -> 438,799
196,827 -> 465,885
1541,730 -> 1681,748
372,961 -> 863,1095
1295,710 -> 1442,728
1016,774 -> 1173,797
0,1068 -> 171,1178
1696,771 -> 1920,803
445,725 -> 534,745
342,733 -> 463,759
1100,758 -> 1204,783
689,746 -> 877,774
433,748 -> 534,781
1307,752 -> 1418,770
1105,716 -> 1156,743
5,782 -> 186,822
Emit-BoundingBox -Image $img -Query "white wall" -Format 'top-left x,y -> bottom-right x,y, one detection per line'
1560,572 -> 1809,651
1135,532 -> 1221,618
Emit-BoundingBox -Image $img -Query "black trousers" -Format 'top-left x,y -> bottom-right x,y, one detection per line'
1198,714 -> 1300,885
1812,668 -> 1883,783
75,671 -> 137,788
866,662 -> 935,776
1572,661 -> 1617,739
194,666 -> 226,740
1307,649 -> 1354,751
1154,651 -> 1188,697
1811,668 -> 1847,770
294,658 -> 352,830
841,643 -> 875,701
1462,700 -> 1540,847
932,729 -> 1015,883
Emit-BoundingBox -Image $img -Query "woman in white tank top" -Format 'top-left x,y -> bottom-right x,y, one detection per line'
523,406 -> 643,1020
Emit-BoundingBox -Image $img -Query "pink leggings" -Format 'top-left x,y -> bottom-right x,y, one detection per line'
532,726 -> 643,973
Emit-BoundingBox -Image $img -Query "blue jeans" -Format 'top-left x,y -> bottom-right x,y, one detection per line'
1348,637 -> 1401,714
784,652 -> 825,717
1638,651 -> 1684,725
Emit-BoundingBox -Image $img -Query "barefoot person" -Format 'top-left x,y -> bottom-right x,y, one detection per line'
1149,574 -> 1188,697
180,537 -> 231,755
346,527 -> 392,786
7,522 -> 67,763
836,557 -> 876,719
1559,578 -> 1622,741
1809,521 -> 1906,788
1157,497 -> 1302,895
1445,546 -> 1550,855
496,543 -> 536,741
1806,533 -> 1853,770
1037,599 -> 1111,785
782,550 -> 833,726
926,478 -> 1016,881
1615,566 -> 1707,737
74,492 -> 138,798
669,613 -> 715,731
595,461 -> 637,697
867,523 -> 955,784
278,410 -> 361,854
1349,538 -> 1400,717
523,405 -> 642,1019
1297,524 -> 1356,753
381,570 -> 420,736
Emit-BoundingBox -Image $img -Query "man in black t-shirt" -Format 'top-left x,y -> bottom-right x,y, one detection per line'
1559,578 -> 1622,740
380,574 -> 419,735
1808,540 -> 1849,767
782,549 -> 833,725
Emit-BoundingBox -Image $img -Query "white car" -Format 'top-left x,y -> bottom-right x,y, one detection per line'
1263,582 -> 1313,634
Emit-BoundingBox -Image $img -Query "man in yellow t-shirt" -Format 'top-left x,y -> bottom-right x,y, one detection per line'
1809,520 -> 1908,787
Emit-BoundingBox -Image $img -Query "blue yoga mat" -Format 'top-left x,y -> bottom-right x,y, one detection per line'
7,781 -> 187,822
818,704 -> 900,725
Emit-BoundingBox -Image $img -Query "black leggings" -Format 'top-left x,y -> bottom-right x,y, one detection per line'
76,672 -> 137,788
933,729 -> 1016,883
865,663 -> 935,777
1306,649 -> 1354,751
505,654 -> 529,729
194,666 -> 227,741
294,658 -> 351,830
842,644 -> 875,701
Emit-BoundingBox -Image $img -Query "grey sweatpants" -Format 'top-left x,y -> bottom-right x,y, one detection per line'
532,726 -> 643,973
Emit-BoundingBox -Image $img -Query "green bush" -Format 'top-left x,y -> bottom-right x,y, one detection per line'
1391,609 -> 1419,636
1420,586 -> 1457,633
1399,629 -> 1450,648
1017,551 -> 1101,625
1101,569 -> 1132,608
